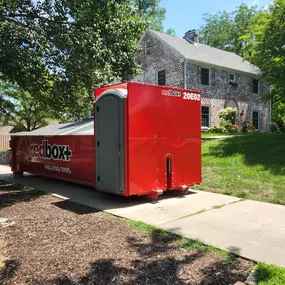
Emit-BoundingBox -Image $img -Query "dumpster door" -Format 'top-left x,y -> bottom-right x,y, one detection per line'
95,94 -> 124,194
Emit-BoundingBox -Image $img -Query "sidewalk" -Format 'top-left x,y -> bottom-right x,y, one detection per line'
1,164 -> 285,267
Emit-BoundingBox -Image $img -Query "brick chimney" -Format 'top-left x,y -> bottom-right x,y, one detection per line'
184,29 -> 198,44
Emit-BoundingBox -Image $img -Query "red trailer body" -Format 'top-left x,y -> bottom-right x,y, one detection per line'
11,82 -> 202,198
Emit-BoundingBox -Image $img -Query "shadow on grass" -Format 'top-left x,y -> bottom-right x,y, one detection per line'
0,181 -> 45,209
205,133 -> 285,176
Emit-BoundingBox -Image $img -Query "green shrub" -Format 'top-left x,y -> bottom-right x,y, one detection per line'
218,108 -> 238,124
207,126 -> 227,133
270,122 -> 281,133
231,125 -> 240,132
218,108 -> 238,131
241,121 -> 256,132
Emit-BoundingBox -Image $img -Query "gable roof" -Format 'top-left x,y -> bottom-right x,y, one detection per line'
147,30 -> 260,76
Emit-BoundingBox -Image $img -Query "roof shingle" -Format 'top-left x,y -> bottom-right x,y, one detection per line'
149,30 -> 260,76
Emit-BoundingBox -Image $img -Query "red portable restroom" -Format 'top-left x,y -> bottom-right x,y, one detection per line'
11,82 -> 202,199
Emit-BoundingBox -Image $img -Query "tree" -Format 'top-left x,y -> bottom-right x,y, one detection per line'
0,82 -> 52,132
166,28 -> 176,36
242,0 -> 285,98
271,87 -> 285,128
241,0 -> 285,127
0,0 -> 148,119
131,0 -> 166,31
199,4 -> 258,56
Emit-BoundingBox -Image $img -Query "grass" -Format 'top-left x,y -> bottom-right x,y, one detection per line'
195,133 -> 285,205
127,220 -> 174,237
255,263 -> 285,285
201,132 -> 246,138
127,220 -> 235,260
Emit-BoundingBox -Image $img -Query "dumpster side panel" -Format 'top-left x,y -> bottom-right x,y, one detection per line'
11,135 -> 95,187
127,82 -> 201,195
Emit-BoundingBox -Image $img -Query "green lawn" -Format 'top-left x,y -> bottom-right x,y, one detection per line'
201,132 -> 245,138
256,263 -> 285,285
195,133 -> 285,205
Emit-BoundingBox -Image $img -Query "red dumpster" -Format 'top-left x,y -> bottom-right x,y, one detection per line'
11,82 -> 202,199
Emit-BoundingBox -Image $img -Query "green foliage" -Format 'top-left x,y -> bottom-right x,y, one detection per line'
242,0 -> 285,102
207,108 -> 238,134
270,87 -> 285,129
207,125 -> 239,134
207,126 -> 227,133
255,262 -> 285,285
132,0 -> 166,31
270,122 -> 281,133
218,108 -> 238,124
241,121 -> 256,132
199,4 -> 258,56
0,0 -> 150,119
0,81 -> 52,131
166,28 -> 176,36
216,108 -> 238,132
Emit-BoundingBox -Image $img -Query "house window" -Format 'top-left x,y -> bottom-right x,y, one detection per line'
253,79 -> 259,94
201,68 -> 210,86
158,70 -> 166,86
252,111 -> 259,130
145,41 -> 151,55
201,106 -> 210,127
230,74 -> 235,81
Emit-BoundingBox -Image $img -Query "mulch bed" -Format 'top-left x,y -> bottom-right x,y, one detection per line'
0,182 -> 252,285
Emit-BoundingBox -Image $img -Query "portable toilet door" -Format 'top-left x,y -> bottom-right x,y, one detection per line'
95,89 -> 126,195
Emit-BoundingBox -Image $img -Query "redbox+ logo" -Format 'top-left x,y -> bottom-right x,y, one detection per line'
30,140 -> 72,161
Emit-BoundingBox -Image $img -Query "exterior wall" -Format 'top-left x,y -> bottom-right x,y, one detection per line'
0,151 -> 11,164
135,32 -> 271,131
136,33 -> 185,88
186,62 -> 271,131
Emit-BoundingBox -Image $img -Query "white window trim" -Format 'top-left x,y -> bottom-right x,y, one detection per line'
145,40 -> 151,56
201,67 -> 211,87
201,104 -> 211,128
157,69 -> 166,86
252,110 -> 260,130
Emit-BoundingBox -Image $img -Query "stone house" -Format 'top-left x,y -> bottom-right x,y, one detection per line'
134,29 -> 271,131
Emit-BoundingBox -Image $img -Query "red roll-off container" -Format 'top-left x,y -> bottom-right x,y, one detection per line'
11,82 -> 202,199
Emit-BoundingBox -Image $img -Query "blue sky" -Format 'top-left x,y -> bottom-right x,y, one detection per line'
161,0 -> 273,37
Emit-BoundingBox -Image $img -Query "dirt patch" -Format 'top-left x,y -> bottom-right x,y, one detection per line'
0,239 -> 4,268
0,182 -> 252,285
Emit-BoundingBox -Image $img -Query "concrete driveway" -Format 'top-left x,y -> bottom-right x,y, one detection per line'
1,164 -> 285,267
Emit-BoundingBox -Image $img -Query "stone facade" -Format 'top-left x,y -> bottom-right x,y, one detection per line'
135,32 -> 271,131
0,151 -> 11,164
136,33 -> 184,88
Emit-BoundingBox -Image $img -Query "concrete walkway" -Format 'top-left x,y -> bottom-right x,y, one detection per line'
1,164 -> 285,267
